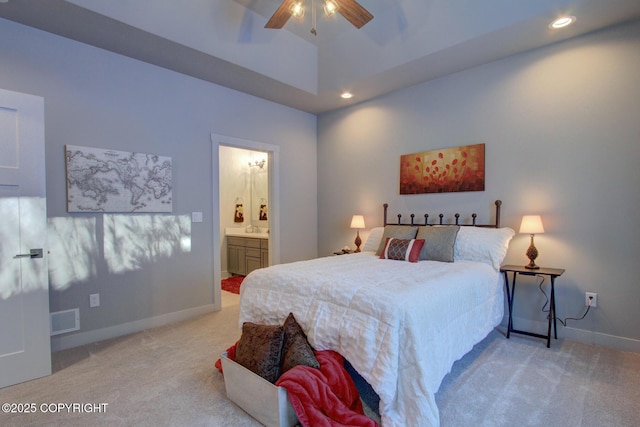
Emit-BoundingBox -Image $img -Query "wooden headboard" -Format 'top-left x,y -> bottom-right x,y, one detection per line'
383,200 -> 502,228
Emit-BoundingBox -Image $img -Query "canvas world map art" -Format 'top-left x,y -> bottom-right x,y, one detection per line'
65,145 -> 172,213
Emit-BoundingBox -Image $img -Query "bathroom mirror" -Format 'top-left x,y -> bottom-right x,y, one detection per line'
250,160 -> 268,222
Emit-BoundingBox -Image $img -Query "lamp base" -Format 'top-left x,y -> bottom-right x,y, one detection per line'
354,230 -> 362,253
525,235 -> 539,269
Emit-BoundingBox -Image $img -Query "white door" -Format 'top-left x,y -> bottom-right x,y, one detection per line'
0,88 -> 51,388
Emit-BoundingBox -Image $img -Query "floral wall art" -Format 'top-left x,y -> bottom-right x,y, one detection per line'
400,143 -> 485,194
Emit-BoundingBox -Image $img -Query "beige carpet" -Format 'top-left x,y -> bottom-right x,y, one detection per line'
0,291 -> 256,427
1,291 -> 639,427
437,329 -> 640,426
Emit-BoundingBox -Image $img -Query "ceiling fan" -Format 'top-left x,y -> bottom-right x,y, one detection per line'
265,0 -> 373,35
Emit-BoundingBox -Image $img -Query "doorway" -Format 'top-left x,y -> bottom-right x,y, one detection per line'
210,134 -> 280,311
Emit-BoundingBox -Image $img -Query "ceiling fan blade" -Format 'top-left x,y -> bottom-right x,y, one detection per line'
265,0 -> 297,29
334,0 -> 373,29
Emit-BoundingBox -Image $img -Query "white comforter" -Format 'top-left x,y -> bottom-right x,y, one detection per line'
239,252 -> 503,427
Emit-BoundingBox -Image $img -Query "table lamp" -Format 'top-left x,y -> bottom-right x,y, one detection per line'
520,215 -> 544,269
350,215 -> 365,253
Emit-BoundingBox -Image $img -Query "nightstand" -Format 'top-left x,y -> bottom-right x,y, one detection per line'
500,265 -> 565,348
333,249 -> 352,255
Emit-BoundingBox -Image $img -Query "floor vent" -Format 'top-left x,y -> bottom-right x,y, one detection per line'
50,308 -> 80,336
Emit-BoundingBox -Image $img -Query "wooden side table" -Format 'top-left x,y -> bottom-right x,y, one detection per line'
500,265 -> 565,348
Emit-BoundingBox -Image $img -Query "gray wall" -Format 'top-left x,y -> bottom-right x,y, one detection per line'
318,21 -> 640,350
0,19 -> 317,349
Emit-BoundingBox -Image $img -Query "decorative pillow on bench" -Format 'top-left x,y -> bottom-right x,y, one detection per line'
234,313 -> 319,383
281,313 -> 320,374
235,322 -> 285,383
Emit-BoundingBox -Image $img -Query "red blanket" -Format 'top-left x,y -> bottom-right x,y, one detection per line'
216,345 -> 377,427
276,350 -> 377,427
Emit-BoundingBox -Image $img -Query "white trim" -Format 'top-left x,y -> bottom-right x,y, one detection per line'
51,304 -> 215,352
210,133 -> 281,311
562,326 -> 640,353
502,315 -> 640,353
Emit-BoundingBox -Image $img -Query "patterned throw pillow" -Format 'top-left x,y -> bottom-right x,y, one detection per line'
375,225 -> 419,256
235,322 -> 285,383
281,313 -> 319,374
379,238 -> 425,263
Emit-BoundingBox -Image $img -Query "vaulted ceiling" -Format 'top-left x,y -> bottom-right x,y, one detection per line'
2,0 -> 640,114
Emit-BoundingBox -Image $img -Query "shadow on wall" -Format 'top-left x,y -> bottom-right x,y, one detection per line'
0,196 -> 192,299
0,197 -> 47,299
46,214 -> 191,293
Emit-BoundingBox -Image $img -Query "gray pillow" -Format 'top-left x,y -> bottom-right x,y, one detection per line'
375,225 -> 419,256
416,226 -> 460,262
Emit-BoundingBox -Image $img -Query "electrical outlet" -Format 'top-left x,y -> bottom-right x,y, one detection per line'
585,292 -> 597,308
89,293 -> 100,308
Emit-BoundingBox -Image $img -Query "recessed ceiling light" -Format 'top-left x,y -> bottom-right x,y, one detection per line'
341,92 -> 353,99
550,16 -> 576,29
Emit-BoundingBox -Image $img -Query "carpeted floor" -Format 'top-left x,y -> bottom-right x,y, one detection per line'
436,329 -> 640,426
221,276 -> 244,294
1,291 -> 639,427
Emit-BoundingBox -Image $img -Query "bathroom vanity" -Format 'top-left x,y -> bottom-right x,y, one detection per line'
226,228 -> 269,276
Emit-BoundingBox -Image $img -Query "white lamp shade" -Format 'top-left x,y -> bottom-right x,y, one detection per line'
519,215 -> 544,234
350,215 -> 365,229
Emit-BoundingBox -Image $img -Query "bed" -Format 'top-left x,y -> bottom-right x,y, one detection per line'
239,201 -> 514,426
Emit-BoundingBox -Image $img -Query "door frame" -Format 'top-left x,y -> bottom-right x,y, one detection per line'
210,133 -> 280,310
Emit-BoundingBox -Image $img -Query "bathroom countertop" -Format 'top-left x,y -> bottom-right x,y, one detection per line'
225,228 -> 269,239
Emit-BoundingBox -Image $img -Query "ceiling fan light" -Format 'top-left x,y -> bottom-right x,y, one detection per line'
324,0 -> 338,17
290,1 -> 304,18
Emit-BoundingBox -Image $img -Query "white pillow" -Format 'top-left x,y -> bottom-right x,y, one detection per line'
361,227 -> 384,252
454,226 -> 515,269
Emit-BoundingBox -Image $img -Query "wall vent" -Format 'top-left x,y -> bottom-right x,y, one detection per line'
50,308 -> 80,336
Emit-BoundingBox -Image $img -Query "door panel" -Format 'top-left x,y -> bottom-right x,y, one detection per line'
0,105 -> 19,169
0,188 -> 24,356
0,88 -> 50,389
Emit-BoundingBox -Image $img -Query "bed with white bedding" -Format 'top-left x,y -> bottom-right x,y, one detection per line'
238,202 -> 514,426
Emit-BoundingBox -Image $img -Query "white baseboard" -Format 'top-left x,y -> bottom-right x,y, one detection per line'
501,315 -> 640,353
561,326 -> 640,353
51,304 -> 217,352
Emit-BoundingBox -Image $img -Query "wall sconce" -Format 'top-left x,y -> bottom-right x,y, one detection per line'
350,215 -> 365,253
520,215 -> 544,269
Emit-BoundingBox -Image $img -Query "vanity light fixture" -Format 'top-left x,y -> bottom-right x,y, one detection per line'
550,16 -> 576,29
248,159 -> 266,169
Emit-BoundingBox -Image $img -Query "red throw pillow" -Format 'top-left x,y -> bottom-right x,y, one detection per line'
379,238 -> 425,263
